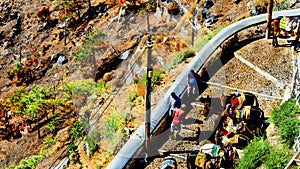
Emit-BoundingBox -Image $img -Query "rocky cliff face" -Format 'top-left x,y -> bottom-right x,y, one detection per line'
0,1 -> 112,93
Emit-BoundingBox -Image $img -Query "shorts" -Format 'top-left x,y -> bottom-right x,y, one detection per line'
171,123 -> 180,133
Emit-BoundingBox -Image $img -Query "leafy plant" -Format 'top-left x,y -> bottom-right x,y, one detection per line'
4,87 -> 26,107
5,86 -> 52,117
237,138 -> 271,169
193,26 -> 224,52
137,98 -> 143,103
46,113 -> 58,133
275,0 -> 290,11
54,0 -> 84,19
138,69 -> 163,90
6,62 -> 22,78
6,155 -> 41,169
264,146 -> 293,169
13,62 -> 22,73
237,100 -> 300,169
73,29 -> 106,62
269,99 -> 300,147
172,49 -> 195,65
146,0 -> 157,12
85,135 -> 98,157
102,111 -> 131,152
66,79 -> 106,95
70,120 -> 84,141
67,141 -> 79,160
128,91 -> 138,102
67,119 -> 84,161
43,137 -> 57,145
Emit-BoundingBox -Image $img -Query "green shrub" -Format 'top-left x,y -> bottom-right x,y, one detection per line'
146,0 -> 157,12
138,69 -> 163,89
128,91 -> 138,102
151,70 -> 163,87
269,99 -> 300,147
193,26 -> 224,52
73,29 -> 106,62
13,62 -> 22,72
6,164 -> 15,169
5,86 -> 51,116
102,112 -> 131,152
172,49 -> 195,65
6,155 -> 41,169
4,87 -> 25,106
275,0 -> 290,11
46,113 -> 58,133
43,137 -> 56,145
66,79 -> 106,95
137,98 -> 143,103
85,135 -> 98,157
67,120 -> 84,160
67,141 -> 79,159
237,99 -> 300,169
6,62 -> 22,78
85,130 -> 101,157
237,138 -> 271,169
264,146 -> 293,169
70,120 -> 84,141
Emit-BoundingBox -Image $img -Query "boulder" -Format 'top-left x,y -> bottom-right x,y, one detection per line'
3,49 -> 10,56
57,55 -> 68,66
50,53 -> 59,62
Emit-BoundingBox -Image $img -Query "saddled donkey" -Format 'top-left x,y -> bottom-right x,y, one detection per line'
218,105 -> 265,145
240,106 -> 266,138
221,92 -> 259,109
187,150 -> 222,169
187,147 -> 236,169
187,150 -> 201,169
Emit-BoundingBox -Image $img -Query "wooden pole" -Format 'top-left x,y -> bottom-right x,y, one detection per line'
145,10 -> 153,163
266,0 -> 274,39
191,9 -> 196,46
37,112 -> 41,139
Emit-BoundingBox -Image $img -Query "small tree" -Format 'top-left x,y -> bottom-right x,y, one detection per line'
55,0 -> 83,19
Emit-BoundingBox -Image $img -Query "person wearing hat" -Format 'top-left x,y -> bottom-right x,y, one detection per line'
159,156 -> 177,169
200,143 -> 225,158
199,143 -> 224,169
168,92 -> 182,117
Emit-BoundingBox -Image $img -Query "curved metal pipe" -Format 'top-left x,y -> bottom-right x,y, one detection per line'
107,9 -> 300,169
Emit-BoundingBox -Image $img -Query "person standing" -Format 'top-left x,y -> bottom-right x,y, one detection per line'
187,70 -> 201,97
170,104 -> 186,140
292,18 -> 299,51
272,17 -> 281,47
168,92 -> 182,116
